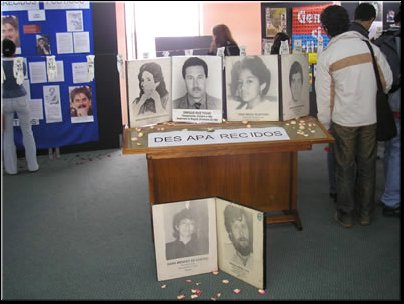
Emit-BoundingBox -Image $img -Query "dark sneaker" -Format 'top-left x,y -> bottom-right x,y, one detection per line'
382,205 -> 400,217
334,211 -> 353,228
329,192 -> 337,202
358,213 -> 370,226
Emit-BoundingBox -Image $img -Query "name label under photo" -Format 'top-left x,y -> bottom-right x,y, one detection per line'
148,127 -> 290,147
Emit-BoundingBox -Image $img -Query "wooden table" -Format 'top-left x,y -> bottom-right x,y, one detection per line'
123,116 -> 333,230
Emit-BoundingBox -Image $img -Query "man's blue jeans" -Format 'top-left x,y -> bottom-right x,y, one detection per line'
331,123 -> 377,216
381,117 -> 401,208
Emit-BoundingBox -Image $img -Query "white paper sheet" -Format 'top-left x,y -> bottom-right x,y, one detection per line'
44,2 -> 89,10
73,31 -> 90,53
148,127 -> 290,148
28,10 -> 46,21
29,61 -> 47,84
1,2 -> 39,11
43,85 -> 63,123
66,10 -> 84,32
56,32 -> 73,54
72,62 -> 89,84
29,99 -> 44,120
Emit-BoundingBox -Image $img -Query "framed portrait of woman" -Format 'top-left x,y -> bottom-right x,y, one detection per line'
126,57 -> 172,127
226,55 -> 279,122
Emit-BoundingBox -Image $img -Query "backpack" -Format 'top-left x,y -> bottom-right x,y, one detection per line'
374,29 -> 401,93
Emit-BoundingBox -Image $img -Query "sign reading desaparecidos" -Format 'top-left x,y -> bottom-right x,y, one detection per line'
148,127 -> 289,147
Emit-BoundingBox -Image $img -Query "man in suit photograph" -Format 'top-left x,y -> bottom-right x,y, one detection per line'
173,57 -> 221,110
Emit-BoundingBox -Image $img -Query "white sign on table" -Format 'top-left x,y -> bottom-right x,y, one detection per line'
148,127 -> 289,148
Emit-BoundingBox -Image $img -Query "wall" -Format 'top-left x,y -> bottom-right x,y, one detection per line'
201,2 -> 261,55
90,2 -> 122,150
115,2 -> 128,126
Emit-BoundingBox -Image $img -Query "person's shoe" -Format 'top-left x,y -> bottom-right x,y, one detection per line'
382,205 -> 400,217
329,192 -> 337,202
358,213 -> 370,226
28,165 -> 39,173
334,211 -> 353,228
5,171 -> 18,175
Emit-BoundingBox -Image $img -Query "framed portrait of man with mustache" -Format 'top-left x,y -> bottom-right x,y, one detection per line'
172,56 -> 223,123
216,199 -> 265,289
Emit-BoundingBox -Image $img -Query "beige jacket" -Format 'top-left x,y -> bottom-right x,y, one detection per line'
315,30 -> 393,129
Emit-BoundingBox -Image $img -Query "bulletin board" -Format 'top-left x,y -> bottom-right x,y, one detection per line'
1,1 -> 99,149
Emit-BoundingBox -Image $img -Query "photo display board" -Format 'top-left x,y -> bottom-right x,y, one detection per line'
1,1 -> 98,149
125,54 -> 311,126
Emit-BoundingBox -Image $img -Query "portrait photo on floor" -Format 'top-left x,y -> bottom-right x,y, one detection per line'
151,197 -> 265,289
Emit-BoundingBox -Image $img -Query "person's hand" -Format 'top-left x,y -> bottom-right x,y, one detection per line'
70,107 -> 77,116
39,44 -> 49,55
137,90 -> 153,107
151,90 -> 166,113
76,107 -> 88,117
139,88 -> 159,104
149,90 -> 160,103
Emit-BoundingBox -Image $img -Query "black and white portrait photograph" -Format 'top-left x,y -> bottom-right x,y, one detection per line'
226,55 -> 279,122
152,199 -> 218,281
171,56 -> 222,123
216,198 -> 265,289
165,201 -> 209,260
280,54 -> 310,121
127,57 -> 172,127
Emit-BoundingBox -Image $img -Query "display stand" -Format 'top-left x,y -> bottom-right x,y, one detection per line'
123,117 -> 333,230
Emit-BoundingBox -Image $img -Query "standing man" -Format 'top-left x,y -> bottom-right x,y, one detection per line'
349,2 -> 376,38
323,2 -> 377,202
374,6 -> 401,218
173,57 -> 221,110
316,5 -> 392,227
